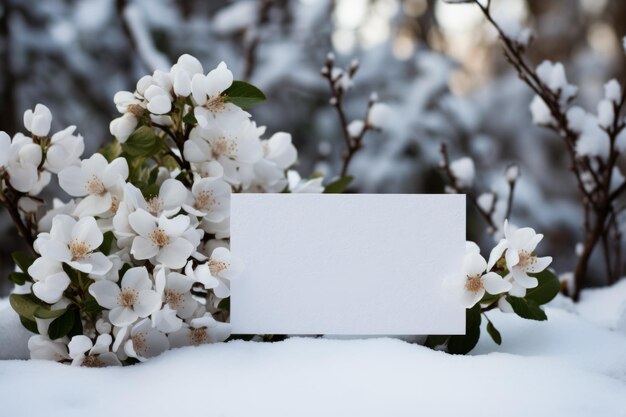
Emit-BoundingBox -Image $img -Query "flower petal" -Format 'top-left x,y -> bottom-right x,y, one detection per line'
89,280 -> 121,309
482,272 -> 512,295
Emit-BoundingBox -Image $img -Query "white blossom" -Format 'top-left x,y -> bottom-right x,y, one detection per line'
36,215 -> 112,275
27,258 -> 71,304
128,209 -> 196,269
191,61 -> 249,129
450,242 -> 511,308
89,266 -> 161,327
109,113 -> 138,143
115,318 -> 170,361
287,171 -> 324,193
28,335 -> 69,361
23,104 -> 52,137
488,220 -> 552,289
68,334 -> 121,367
45,126 -> 85,173
186,246 -> 243,298
58,153 -> 129,217
168,313 -> 231,348
182,177 -> 231,220
1,132 -> 43,193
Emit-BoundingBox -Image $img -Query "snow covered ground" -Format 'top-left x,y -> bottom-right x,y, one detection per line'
1,284 -> 626,417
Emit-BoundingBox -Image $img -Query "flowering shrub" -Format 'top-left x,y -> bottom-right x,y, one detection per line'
428,220 -> 559,354
1,50 -> 557,363
445,0 -> 626,300
3,54 -> 326,365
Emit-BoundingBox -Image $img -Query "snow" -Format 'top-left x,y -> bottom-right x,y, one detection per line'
449,157 -> 475,188
597,99 -> 614,128
604,79 -> 622,103
530,95 -> 553,125
2,281 -> 626,416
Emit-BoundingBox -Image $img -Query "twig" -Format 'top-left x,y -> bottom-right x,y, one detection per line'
439,143 -> 498,232
321,55 -> 379,178
470,0 -> 626,299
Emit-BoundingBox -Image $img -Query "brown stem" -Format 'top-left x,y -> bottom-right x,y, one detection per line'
0,181 -> 35,253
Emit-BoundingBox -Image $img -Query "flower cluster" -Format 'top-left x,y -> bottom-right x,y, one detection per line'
5,54 -> 323,366
430,219 -> 558,354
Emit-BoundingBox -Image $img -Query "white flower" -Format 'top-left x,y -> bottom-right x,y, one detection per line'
451,243 -> 511,308
115,318 -> 169,361
27,258 -> 71,304
200,216 -> 230,240
488,220 -> 553,289
128,209 -> 196,269
168,313 -> 231,348
183,121 -> 263,182
183,177 -> 231,220
191,61 -> 249,129
23,104 -> 52,137
287,171 -> 324,193
186,246 -> 243,298
1,132 -> 43,193
38,198 -> 77,233
261,132 -> 297,170
89,266 -> 161,327
156,269 -> 197,319
58,154 -> 129,217
144,84 -> 172,115
109,113 -> 138,143
143,178 -> 188,217
68,334 -> 121,367
0,131 -> 9,168
170,54 -> 204,97
36,215 -> 112,275
44,126 -> 85,174
28,335 -> 69,361
151,304 -> 183,333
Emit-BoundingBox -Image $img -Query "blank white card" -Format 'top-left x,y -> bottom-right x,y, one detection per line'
230,194 -> 466,335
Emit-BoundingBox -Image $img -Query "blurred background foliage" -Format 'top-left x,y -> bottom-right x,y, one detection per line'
1,0 -> 625,295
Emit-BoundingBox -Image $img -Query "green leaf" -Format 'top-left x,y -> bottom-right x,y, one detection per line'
20,317 -> 39,334
9,294 -> 45,320
222,81 -> 266,109
122,126 -> 165,158
525,269 -> 560,305
486,321 -> 502,345
10,293 -> 67,321
217,297 -> 230,311
82,294 -> 104,315
324,176 -> 353,193
48,309 -> 76,340
100,231 -> 115,256
9,272 -> 29,285
447,304 -> 481,354
140,183 -> 160,200
62,263 -> 81,287
507,296 -> 547,321
182,111 -> 197,125
12,251 -> 34,273
99,140 -> 122,162
425,335 -> 449,349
